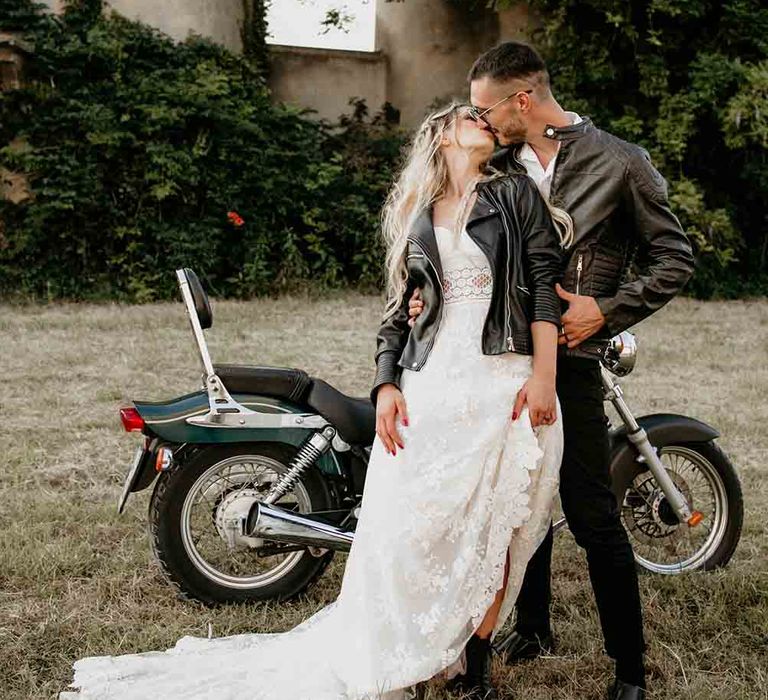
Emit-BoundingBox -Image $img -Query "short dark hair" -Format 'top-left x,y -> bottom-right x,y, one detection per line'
468,41 -> 550,89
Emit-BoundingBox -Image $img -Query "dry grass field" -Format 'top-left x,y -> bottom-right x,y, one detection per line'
1,293 -> 766,700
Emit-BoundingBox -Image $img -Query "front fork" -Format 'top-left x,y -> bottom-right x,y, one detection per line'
553,367 -> 702,534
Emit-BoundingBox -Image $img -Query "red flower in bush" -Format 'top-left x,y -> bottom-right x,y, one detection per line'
227,210 -> 245,227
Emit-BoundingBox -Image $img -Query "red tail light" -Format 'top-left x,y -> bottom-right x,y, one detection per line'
120,407 -> 145,433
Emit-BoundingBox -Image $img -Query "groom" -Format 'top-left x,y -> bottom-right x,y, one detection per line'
406,42 -> 695,700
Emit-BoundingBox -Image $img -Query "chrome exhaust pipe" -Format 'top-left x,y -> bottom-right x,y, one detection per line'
247,501 -> 355,552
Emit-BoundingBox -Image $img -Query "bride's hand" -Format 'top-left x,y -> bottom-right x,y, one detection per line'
511,375 -> 557,428
407,287 -> 423,328
375,384 -> 409,455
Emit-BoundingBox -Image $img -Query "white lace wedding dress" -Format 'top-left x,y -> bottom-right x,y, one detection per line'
61,224 -> 564,700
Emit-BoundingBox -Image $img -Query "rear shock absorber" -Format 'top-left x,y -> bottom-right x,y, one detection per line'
262,425 -> 337,504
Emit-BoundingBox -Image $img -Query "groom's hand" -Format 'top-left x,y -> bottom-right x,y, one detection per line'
556,283 -> 606,348
407,287 -> 423,327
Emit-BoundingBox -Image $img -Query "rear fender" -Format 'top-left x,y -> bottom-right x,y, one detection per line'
128,391 -> 343,495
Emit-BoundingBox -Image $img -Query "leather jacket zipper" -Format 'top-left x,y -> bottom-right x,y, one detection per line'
575,253 -> 583,294
482,188 -> 515,351
512,147 -> 524,171
505,223 -> 514,351
407,238 -> 443,368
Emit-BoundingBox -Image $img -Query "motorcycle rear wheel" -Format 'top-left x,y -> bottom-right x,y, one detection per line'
149,442 -> 336,605
617,440 -> 743,574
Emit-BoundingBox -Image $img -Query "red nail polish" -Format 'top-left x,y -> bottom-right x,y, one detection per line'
512,412 -> 518,420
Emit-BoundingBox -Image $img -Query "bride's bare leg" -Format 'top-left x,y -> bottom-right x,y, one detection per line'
474,547 -> 511,639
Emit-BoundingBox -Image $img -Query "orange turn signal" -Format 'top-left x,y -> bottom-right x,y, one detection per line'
155,447 -> 173,473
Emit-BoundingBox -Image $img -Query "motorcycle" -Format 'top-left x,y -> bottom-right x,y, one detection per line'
117,268 -> 743,605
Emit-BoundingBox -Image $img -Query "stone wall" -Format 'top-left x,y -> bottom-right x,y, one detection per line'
37,0 -> 537,127
375,0 -> 533,126
268,44 -> 387,123
0,32 -> 32,91
40,0 -> 250,52
270,2 -> 535,127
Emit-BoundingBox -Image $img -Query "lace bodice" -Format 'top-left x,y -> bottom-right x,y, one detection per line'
434,225 -> 493,304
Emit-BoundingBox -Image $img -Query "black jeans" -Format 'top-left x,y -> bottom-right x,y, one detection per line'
515,355 -> 646,666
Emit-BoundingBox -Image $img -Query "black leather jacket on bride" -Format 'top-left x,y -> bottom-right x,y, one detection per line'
370,173 -> 563,407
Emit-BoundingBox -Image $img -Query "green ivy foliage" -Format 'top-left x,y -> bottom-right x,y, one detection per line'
0,0 -> 405,301
3,0 -> 765,300
480,0 -> 768,297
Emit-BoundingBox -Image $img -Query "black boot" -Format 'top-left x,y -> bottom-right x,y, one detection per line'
604,678 -> 646,700
493,628 -> 555,665
445,634 -> 499,700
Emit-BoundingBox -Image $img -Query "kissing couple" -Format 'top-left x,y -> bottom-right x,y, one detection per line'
63,40 -> 694,700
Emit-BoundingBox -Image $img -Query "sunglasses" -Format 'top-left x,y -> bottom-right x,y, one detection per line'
468,89 -> 534,127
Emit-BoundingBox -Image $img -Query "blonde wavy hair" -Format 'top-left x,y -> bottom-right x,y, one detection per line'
378,100 -> 574,322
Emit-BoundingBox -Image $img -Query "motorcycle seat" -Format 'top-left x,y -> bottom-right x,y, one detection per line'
305,378 -> 376,446
213,364 -> 313,404
213,364 -> 376,446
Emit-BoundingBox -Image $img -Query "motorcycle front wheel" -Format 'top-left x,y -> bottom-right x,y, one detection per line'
616,440 -> 743,574
148,442 -> 337,605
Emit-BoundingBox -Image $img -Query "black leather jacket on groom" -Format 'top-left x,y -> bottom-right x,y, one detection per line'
493,115 -> 696,352
370,173 -> 564,407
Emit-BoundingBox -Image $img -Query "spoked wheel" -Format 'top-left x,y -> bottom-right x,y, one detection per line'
149,442 -> 336,604
618,441 -> 743,574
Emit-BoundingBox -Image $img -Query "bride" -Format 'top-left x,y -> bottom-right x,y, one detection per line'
61,101 -> 572,700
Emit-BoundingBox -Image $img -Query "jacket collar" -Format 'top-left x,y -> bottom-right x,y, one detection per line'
541,114 -> 593,141
490,114 -> 593,174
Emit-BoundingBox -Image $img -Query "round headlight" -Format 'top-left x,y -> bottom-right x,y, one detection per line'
602,331 -> 637,376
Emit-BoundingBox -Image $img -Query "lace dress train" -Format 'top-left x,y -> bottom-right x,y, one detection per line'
60,224 -> 564,700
